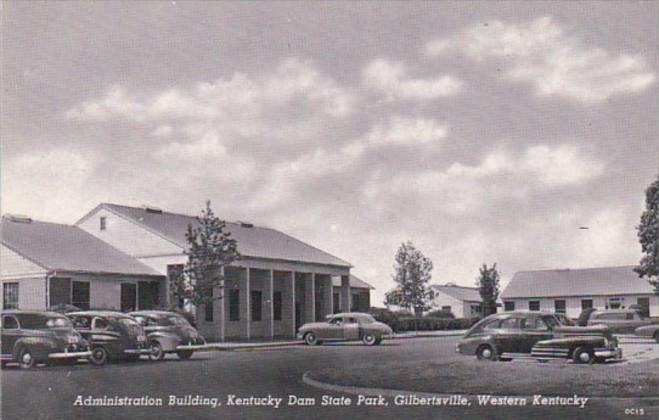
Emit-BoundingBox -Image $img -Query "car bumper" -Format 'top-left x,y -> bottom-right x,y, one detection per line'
175,343 -> 211,351
594,347 -> 622,360
49,350 -> 92,359
124,348 -> 152,355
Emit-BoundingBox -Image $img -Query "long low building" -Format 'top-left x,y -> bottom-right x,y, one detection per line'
1,203 -> 374,341
501,266 -> 659,318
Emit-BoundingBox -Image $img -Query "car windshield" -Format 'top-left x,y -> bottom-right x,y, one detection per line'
166,315 -> 191,327
359,315 -> 376,324
542,316 -> 559,328
46,316 -> 73,329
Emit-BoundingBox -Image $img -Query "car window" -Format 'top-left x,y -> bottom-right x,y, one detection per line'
18,314 -> 48,329
93,317 -> 112,330
482,319 -> 500,329
2,315 -> 19,329
532,318 -> 550,330
345,317 -> 358,324
499,318 -> 522,329
72,316 -> 91,329
329,317 -> 343,325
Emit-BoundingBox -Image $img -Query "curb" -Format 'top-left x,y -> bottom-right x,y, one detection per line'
301,371 -> 659,403
207,341 -> 304,351
393,332 -> 465,339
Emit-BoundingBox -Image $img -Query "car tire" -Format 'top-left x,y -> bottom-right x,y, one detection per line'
18,347 -> 36,369
572,346 -> 594,364
176,350 -> 193,360
476,345 -> 497,361
304,332 -> 319,346
362,333 -> 377,346
89,346 -> 109,366
149,340 -> 165,361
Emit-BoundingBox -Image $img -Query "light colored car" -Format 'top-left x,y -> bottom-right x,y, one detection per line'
297,312 -> 393,346
634,324 -> 659,343
129,310 -> 209,360
586,309 -> 653,334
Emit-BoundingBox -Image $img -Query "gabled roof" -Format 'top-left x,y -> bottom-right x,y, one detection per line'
81,203 -> 351,268
501,266 -> 654,299
431,284 -> 481,302
332,274 -> 375,289
1,217 -> 160,276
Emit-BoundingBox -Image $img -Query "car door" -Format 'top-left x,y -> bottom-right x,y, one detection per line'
342,317 -> 360,341
322,316 -> 345,340
519,317 -> 554,353
496,317 -> 524,353
1,315 -> 21,359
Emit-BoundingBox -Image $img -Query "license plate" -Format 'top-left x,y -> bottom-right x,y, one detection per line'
68,336 -> 79,344
137,335 -> 146,342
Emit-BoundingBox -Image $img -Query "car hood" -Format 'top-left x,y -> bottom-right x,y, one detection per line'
554,324 -> 612,337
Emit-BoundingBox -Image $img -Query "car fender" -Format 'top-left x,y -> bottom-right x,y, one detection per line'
147,332 -> 180,352
535,335 -> 605,349
634,324 -> 659,337
13,337 -> 56,361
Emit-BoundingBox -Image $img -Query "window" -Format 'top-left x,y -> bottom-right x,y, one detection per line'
205,301 -> 214,322
3,283 -> 19,310
329,317 -> 344,325
470,305 -> 482,316
483,319 -> 500,329
100,216 -> 107,231
93,317 -> 110,330
2,315 -> 19,329
229,289 -> 240,321
273,291 -> 282,321
500,318 -> 521,329
528,301 -> 540,311
532,318 -> 550,331
72,281 -> 90,310
251,290 -> 262,322
554,300 -> 566,314
581,299 -> 593,310
351,293 -> 360,311
504,301 -> 515,311
72,316 -> 91,329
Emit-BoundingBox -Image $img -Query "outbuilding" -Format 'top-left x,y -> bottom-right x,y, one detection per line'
501,266 -> 659,318
430,283 -> 483,318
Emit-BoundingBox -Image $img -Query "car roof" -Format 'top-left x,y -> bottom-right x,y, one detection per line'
67,310 -> 134,319
1,310 -> 65,318
329,312 -> 374,319
129,310 -> 180,318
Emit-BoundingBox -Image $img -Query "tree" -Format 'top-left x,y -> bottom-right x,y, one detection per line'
384,241 -> 435,314
170,201 -> 240,309
635,174 -> 659,294
477,263 -> 500,317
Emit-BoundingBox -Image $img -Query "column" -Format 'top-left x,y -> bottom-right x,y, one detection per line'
219,275 -> 225,342
304,273 -> 315,323
317,274 -> 333,318
245,268 -> 251,339
341,275 -> 351,312
290,271 -> 296,337
265,269 -> 274,338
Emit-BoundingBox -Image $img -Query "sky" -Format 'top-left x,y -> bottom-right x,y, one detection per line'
2,1 -> 658,305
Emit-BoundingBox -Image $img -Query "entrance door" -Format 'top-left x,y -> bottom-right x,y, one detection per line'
121,283 -> 137,312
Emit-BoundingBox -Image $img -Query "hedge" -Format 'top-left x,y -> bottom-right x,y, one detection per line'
368,307 -> 479,332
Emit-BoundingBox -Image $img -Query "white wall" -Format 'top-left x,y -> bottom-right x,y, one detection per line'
0,244 -> 47,279
431,291 -> 467,318
0,277 -> 46,310
503,295 -> 659,318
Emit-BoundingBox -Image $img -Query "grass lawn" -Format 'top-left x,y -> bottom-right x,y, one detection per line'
309,358 -> 659,398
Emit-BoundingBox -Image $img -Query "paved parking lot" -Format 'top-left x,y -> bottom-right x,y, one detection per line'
2,336 -> 658,420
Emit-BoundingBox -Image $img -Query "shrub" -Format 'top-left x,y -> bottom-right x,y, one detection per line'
368,307 -> 401,332
426,310 -> 456,319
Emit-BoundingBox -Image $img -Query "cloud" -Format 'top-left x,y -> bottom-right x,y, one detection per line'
66,58 -> 355,122
364,144 -> 604,216
1,148 -> 101,221
426,16 -> 656,103
363,58 -> 463,101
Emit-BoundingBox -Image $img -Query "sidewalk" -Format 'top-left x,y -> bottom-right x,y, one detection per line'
203,329 -> 467,351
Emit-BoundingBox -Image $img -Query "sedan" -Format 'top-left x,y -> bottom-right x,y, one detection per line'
297,312 -> 393,346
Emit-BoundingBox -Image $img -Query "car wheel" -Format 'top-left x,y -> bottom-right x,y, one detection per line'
304,332 -> 319,346
476,345 -> 497,361
149,341 -> 165,361
573,346 -> 594,364
176,350 -> 193,360
18,347 -> 36,369
362,333 -> 377,346
89,346 -> 109,366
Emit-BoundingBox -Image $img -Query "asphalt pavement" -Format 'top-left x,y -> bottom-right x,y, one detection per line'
1,337 -> 656,420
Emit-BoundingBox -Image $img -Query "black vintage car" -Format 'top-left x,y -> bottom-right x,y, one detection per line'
1,310 -> 91,369
67,311 -> 150,365
457,311 -> 622,364
129,310 -> 209,360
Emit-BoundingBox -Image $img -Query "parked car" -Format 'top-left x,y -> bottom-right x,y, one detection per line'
297,312 -> 393,346
129,310 -> 208,360
456,311 -> 621,364
67,311 -> 150,365
554,313 -> 575,326
585,309 -> 653,334
634,324 -> 659,343
1,310 -> 91,369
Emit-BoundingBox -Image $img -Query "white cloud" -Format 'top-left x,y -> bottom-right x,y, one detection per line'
363,58 -> 463,101
426,16 -> 656,102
